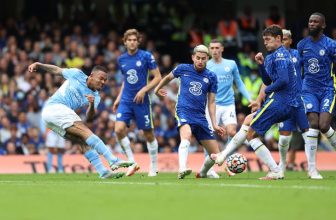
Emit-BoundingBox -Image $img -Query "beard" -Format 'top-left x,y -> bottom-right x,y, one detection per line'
309,27 -> 323,37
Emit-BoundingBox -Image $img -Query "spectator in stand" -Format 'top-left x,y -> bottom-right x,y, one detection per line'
264,5 -> 285,28
238,5 -> 259,50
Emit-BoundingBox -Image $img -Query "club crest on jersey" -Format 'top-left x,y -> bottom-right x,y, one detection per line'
292,57 -> 297,63
136,61 -> 142,67
203,78 -> 209,83
319,49 -> 325,56
126,69 -> 138,84
224,66 -> 230,72
308,58 -> 320,73
189,81 -> 202,96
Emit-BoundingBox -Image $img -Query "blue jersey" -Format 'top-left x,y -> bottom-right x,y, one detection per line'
297,35 -> 336,92
207,58 -> 250,106
264,45 -> 298,107
172,64 -> 217,116
288,49 -> 303,92
118,49 -> 157,103
45,68 -> 100,110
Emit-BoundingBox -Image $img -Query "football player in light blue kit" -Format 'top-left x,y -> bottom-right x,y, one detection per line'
205,39 -> 252,178
154,45 -> 225,179
113,29 -> 162,177
213,25 -> 300,180
28,62 -> 133,179
297,12 -> 336,179
206,39 -> 251,139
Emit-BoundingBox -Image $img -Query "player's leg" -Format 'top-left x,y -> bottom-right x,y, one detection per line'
211,113 -> 254,165
135,103 -> 158,176
115,102 -> 135,164
197,139 -> 219,178
302,91 -> 322,179
278,130 -> 292,173
66,134 -> 123,178
46,147 -> 56,173
222,104 -> 238,142
177,124 -> 193,179
247,99 -> 291,179
143,129 -> 158,176
55,134 -> 66,173
320,91 -> 336,148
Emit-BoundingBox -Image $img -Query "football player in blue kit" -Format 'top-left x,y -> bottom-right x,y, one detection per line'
154,45 -> 225,179
213,25 -> 300,180
297,12 -> 336,179
113,29 -> 162,177
28,62 -> 133,179
277,29 -> 312,178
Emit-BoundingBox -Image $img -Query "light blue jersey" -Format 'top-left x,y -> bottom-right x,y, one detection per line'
207,58 -> 251,106
45,68 -> 101,110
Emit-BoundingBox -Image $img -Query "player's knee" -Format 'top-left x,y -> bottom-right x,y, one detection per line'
227,129 -> 237,137
143,130 -> 155,142
319,121 -> 330,133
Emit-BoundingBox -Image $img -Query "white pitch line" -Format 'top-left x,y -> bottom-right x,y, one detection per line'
0,180 -> 333,191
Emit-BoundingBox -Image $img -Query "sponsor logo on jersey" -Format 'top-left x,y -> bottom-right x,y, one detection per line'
189,81 -> 202,96
126,69 -> 138,84
307,58 -> 320,73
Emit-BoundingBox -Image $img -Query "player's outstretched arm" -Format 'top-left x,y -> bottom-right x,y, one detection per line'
154,72 -> 174,98
28,62 -> 63,75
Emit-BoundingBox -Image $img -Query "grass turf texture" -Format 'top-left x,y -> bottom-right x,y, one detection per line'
0,172 -> 335,220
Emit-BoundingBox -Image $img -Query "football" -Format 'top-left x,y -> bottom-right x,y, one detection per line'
226,153 -> 247,173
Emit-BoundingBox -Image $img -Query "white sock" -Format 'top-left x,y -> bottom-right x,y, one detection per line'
278,135 -> 292,170
200,156 -> 215,176
302,129 -> 319,171
220,125 -> 249,159
178,139 -> 190,172
322,127 -> 336,148
119,137 -> 135,163
249,138 -> 279,172
147,139 -> 158,172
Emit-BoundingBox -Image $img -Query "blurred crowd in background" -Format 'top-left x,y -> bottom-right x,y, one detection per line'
1,1 -> 336,157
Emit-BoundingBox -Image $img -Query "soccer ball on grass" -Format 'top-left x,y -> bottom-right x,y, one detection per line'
226,153 -> 247,174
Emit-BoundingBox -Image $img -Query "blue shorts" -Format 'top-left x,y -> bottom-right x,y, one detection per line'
175,111 -> 215,142
251,98 -> 296,136
302,89 -> 335,113
279,99 -> 309,132
116,101 -> 153,130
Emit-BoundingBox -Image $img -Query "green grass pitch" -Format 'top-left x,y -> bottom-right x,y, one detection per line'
0,171 -> 335,220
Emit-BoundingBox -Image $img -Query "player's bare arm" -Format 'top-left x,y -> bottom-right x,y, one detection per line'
208,92 -> 225,137
85,94 -> 95,122
154,72 -> 174,98
113,82 -> 124,113
28,62 -> 63,75
134,67 -> 162,104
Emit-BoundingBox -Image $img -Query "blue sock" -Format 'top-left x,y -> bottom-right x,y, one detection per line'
47,152 -> 53,172
86,134 -> 118,164
57,153 -> 64,172
84,149 -> 108,176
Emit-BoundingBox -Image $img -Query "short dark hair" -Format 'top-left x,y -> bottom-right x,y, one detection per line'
92,65 -> 107,73
209,39 -> 223,46
262,25 -> 283,40
311,12 -> 326,24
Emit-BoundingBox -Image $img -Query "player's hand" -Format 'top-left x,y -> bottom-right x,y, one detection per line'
85,94 -> 95,104
133,88 -> 146,104
155,88 -> 167,98
248,100 -> 261,113
214,125 -> 225,137
28,62 -> 40,72
112,99 -> 120,113
255,52 -> 264,65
